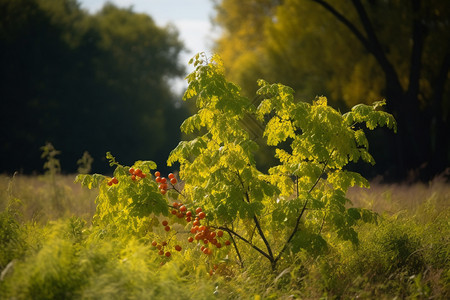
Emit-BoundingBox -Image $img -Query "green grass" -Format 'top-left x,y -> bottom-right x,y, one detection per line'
0,173 -> 449,299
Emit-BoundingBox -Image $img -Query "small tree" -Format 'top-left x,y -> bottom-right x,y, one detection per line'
77,53 -> 396,270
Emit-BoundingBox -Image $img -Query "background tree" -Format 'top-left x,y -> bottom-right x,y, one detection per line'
213,0 -> 450,180
0,0 -> 187,174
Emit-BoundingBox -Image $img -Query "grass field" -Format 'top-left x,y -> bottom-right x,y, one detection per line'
0,172 -> 449,299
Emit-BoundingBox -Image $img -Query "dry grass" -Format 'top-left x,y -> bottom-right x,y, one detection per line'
0,173 -> 97,223
347,172 -> 450,218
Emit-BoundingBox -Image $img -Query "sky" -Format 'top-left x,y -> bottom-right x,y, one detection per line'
78,0 -> 218,92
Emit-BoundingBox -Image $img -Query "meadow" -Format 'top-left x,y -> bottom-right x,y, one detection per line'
0,170 -> 448,299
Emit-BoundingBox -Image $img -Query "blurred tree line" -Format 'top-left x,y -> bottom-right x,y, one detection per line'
213,0 -> 450,181
0,0 -> 188,174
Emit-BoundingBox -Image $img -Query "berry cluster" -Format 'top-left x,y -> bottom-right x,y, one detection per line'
185,206 -> 231,255
107,177 -> 119,186
129,167 -> 146,181
154,171 -> 177,195
151,219 -> 183,258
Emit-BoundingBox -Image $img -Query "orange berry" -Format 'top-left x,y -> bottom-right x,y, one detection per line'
185,216 -> 191,222
199,225 -> 206,232
193,220 -> 200,226
139,173 -> 146,178
129,168 -> 135,174
155,176 -> 162,183
168,173 -> 175,179
171,209 -> 177,215
188,237 -> 194,243
186,211 -> 192,217
190,227 -> 197,234
172,202 -> 179,208
107,180 -> 113,186
160,189 -> 167,195
160,177 -> 167,184
135,169 -> 142,176
131,175 -> 136,181
179,205 -> 187,212
111,177 -> 118,184
170,178 -> 177,184
195,207 -> 202,214
209,232 -> 216,239
154,171 -> 161,177
198,212 -> 206,219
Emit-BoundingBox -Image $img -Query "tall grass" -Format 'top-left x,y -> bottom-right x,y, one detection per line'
0,172 -> 449,299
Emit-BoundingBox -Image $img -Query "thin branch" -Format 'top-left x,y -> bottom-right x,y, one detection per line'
236,170 -> 275,260
216,226 -> 272,261
274,154 -> 332,265
228,230 -> 244,268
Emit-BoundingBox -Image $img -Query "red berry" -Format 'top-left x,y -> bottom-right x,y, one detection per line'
131,175 -> 136,181
225,240 -> 231,246
151,241 -> 157,247
168,173 -> 175,179
129,168 -> 135,174
188,237 -> 194,243
155,176 -> 162,183
164,225 -> 170,232
162,220 -> 168,226
161,241 -> 167,246
179,205 -> 187,212
216,243 -> 222,248
177,213 -> 184,219
185,216 -> 191,222
170,178 -> 177,184
160,177 -> 167,184
195,207 -> 202,214
165,251 -> 171,257
158,250 -> 164,255
186,211 -> 192,217
172,202 -> 180,208
174,245 -> 182,251
107,180 -> 113,186
111,177 -> 118,184
154,171 -> 161,177
217,230 -> 224,237
135,169 -> 142,176
198,212 -> 206,219
171,209 -> 177,215
160,189 -> 167,195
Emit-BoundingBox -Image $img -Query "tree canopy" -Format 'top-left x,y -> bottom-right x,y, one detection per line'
0,0 -> 187,174
213,0 -> 450,180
